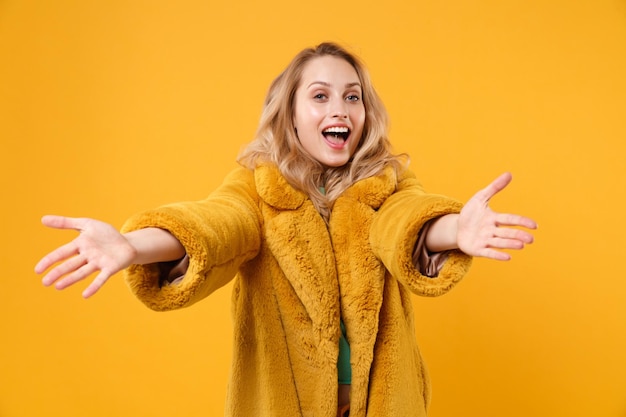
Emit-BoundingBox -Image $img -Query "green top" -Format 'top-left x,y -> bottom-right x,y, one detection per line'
338,319 -> 352,384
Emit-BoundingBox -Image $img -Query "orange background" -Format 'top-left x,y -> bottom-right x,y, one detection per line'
1,1 -> 625,416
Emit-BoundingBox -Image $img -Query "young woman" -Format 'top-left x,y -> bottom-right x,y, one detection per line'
36,42 -> 537,417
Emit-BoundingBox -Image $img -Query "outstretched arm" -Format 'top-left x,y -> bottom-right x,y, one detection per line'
424,173 -> 537,260
35,215 -> 185,298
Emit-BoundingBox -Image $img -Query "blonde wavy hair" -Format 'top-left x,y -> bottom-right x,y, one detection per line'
238,42 -> 407,221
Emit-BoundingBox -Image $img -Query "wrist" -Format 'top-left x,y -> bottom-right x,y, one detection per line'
123,228 -> 185,265
424,214 -> 460,253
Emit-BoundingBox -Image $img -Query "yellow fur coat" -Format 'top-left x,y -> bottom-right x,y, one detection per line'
121,164 -> 472,417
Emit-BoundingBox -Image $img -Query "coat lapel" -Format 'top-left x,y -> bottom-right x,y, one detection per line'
329,167 -> 398,416
254,164 -> 340,354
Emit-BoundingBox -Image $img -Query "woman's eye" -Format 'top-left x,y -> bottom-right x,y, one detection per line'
346,95 -> 360,102
314,93 -> 327,100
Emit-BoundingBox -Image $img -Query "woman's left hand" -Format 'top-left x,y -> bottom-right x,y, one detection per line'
457,172 -> 537,260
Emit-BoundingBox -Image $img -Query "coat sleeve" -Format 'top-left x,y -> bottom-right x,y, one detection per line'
120,167 -> 263,311
369,173 -> 472,297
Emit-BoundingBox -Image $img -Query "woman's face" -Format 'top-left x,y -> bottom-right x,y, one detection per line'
293,56 -> 365,167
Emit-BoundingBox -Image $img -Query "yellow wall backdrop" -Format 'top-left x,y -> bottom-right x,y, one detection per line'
1,0 -> 625,416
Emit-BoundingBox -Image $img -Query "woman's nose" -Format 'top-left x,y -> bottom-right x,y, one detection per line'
330,98 -> 348,118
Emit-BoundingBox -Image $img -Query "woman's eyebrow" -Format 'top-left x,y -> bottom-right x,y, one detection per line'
307,81 -> 362,89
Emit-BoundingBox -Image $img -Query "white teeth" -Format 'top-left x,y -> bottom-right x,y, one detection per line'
323,126 -> 349,133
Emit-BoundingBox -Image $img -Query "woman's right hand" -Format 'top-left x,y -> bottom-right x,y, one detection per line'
35,215 -> 138,298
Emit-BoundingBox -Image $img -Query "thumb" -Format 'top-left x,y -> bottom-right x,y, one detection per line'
475,172 -> 513,203
41,215 -> 87,231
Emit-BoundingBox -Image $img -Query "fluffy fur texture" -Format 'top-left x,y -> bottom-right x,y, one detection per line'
122,165 -> 472,417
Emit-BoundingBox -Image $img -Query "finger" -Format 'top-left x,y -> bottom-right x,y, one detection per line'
494,227 -> 535,244
496,213 -> 538,230
488,236 -> 526,250
475,172 -> 513,203
478,247 -> 512,261
82,271 -> 112,298
35,242 -> 80,274
41,254 -> 86,286
41,215 -> 87,231
54,262 -> 98,290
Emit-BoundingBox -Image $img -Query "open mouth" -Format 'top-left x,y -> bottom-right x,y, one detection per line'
322,126 -> 350,143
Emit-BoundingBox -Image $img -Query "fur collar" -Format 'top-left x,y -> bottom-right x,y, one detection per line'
253,164 -> 398,209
